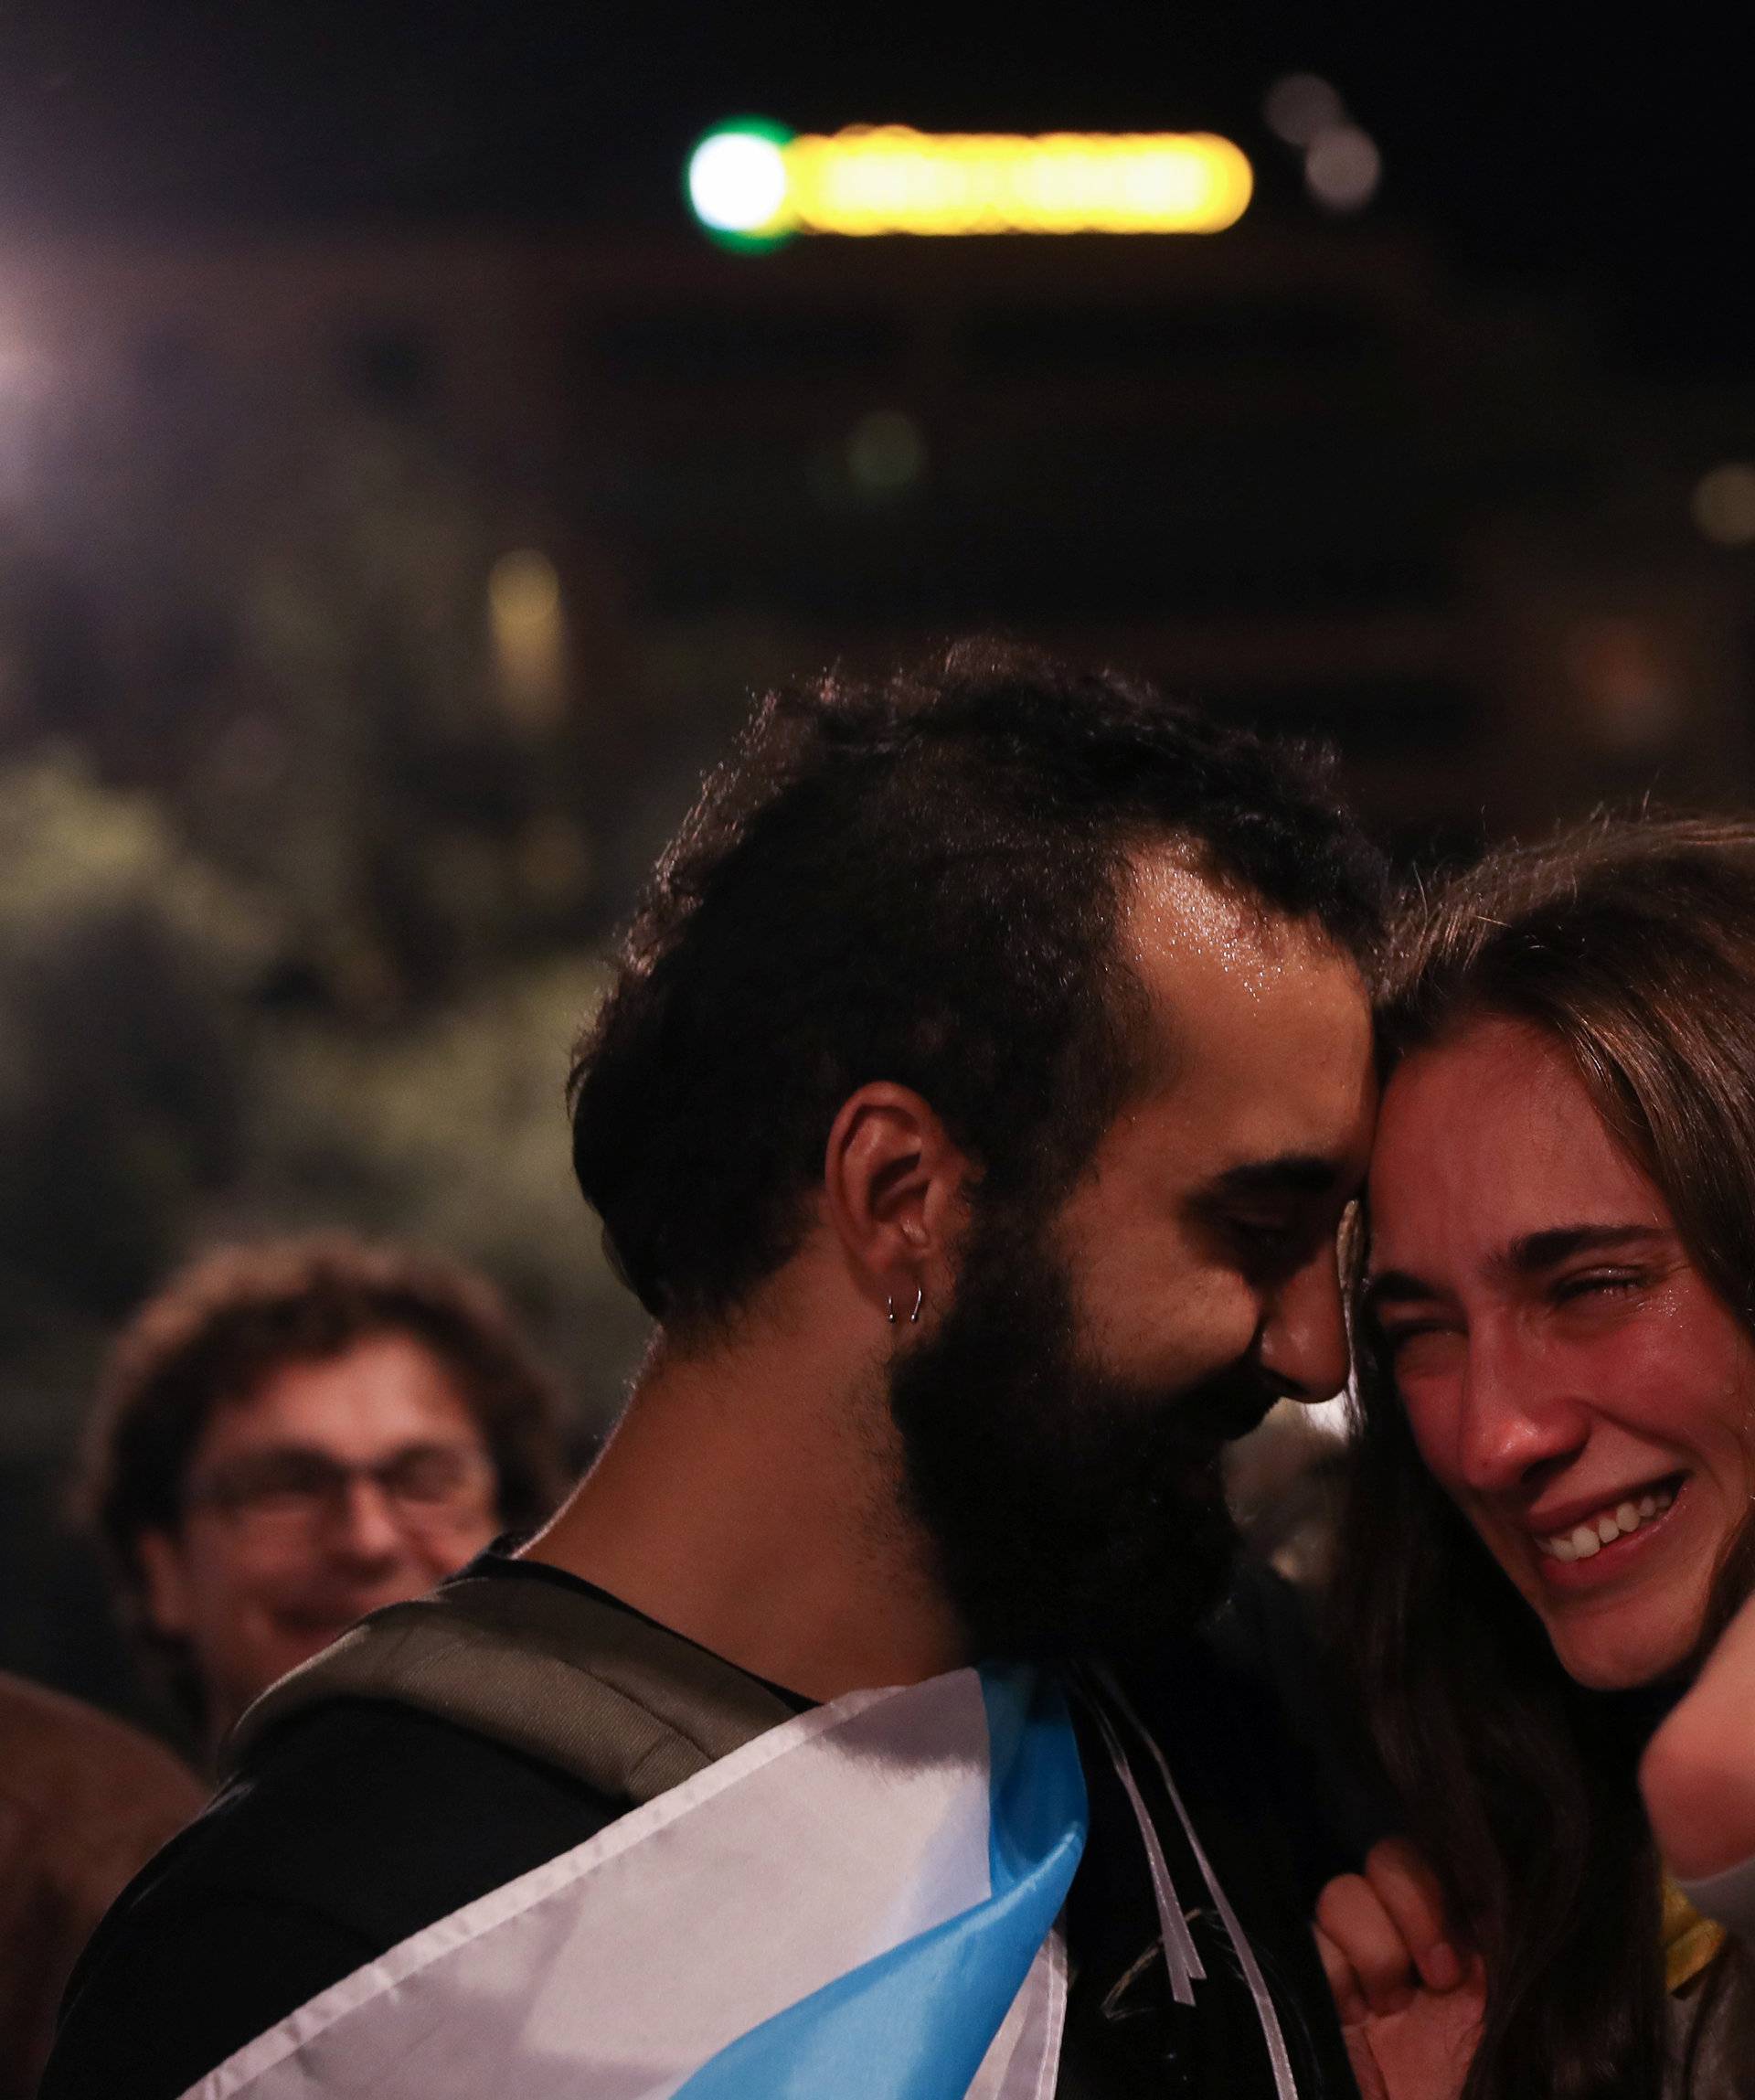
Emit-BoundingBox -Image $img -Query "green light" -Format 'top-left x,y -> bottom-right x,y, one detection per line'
685,120 -> 798,250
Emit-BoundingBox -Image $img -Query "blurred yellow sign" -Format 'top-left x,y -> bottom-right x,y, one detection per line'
687,123 -> 1253,244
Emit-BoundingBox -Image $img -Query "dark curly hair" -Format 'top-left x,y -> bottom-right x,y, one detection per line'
570,639 -> 1388,1332
85,1234 -> 572,1613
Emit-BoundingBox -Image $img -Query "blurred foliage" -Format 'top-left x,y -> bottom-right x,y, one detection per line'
11,376 -> 603,1008
241,959 -> 650,1431
0,757 -> 644,1448
0,398 -> 650,1458
0,755 -> 271,1441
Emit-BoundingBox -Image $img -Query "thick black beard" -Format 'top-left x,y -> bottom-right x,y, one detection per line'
887,1201 -> 1282,1666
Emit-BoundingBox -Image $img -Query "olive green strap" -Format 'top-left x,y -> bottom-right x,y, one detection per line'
223,1573 -> 796,1806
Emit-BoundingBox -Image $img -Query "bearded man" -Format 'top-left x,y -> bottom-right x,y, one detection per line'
43,643 -> 1383,2100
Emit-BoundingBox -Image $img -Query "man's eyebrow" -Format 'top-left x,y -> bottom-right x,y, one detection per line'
1204,1155 -> 1346,1200
1364,1223 -> 1673,1315
212,1437 -> 463,1467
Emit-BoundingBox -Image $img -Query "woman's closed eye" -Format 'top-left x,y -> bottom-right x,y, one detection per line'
1550,1267 -> 1645,1307
1374,1315 -> 1464,1380
1377,1316 -> 1437,1351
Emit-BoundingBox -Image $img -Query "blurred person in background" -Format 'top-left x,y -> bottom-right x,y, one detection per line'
82,1235 -> 571,1756
43,643 -> 1386,2100
1314,821 -> 1755,2100
0,1671 -> 202,2100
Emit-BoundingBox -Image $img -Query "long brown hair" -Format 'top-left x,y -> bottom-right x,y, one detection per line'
1336,815 -> 1755,2100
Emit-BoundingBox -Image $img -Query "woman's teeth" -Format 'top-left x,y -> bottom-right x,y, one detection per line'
1537,1487 -> 1674,1562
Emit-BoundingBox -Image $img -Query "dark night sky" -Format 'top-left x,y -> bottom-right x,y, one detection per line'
0,3 -> 1750,376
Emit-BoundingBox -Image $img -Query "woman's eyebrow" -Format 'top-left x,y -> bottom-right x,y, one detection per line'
1363,1223 -> 1674,1315
1496,1222 -> 1671,1278
1359,1267 -> 1436,1316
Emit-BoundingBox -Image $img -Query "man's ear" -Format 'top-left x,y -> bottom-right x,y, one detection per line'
822,1082 -> 972,1326
135,1528 -> 196,1640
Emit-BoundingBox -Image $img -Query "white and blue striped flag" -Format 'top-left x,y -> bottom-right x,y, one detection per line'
181,1666 -> 1089,2100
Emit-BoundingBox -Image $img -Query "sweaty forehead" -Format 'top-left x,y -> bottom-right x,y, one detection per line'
1121,849 -> 1357,1038
1122,850 -> 1289,994
1116,849 -> 1374,1159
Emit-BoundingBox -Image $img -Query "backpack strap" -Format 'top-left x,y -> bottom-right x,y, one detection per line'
222,1572 -> 798,1807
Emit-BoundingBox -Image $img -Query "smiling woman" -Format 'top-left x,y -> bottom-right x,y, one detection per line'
1325,817 -> 1755,2100
1367,1018 -> 1755,1698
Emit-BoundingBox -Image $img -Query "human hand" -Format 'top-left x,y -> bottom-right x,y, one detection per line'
1314,1837 -> 1484,2100
1642,1589 -> 1755,1881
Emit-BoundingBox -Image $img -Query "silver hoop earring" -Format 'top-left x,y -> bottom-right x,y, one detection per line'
887,1286 -> 925,1326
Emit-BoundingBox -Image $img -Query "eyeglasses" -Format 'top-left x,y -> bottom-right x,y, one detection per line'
185,1443 -> 497,1536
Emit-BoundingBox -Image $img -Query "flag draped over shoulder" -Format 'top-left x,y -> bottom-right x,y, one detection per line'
181,1667 -> 1088,2100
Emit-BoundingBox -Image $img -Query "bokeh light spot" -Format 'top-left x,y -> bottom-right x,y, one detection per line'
1691,463 -> 1755,547
488,550 -> 568,730
687,129 -> 792,236
846,410 -> 927,494
1304,125 -> 1381,212
1262,75 -> 1347,149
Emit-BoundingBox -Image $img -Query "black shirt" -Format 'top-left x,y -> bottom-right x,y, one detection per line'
42,1552 -> 1357,2100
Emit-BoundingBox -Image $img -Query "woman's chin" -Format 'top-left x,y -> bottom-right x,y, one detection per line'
1545,1607 -> 1700,1693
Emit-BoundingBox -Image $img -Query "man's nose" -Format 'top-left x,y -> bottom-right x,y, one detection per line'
1451,1330 -> 1589,1495
1259,1246 -> 1351,1404
324,1476 -> 409,1564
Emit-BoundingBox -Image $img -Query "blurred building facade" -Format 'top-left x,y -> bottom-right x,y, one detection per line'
7,213 -> 1752,886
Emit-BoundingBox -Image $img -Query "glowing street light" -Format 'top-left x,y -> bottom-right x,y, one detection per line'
686,122 -> 1253,246
686,120 -> 795,243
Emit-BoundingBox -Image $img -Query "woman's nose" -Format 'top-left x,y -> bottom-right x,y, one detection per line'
1452,1333 -> 1590,1494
